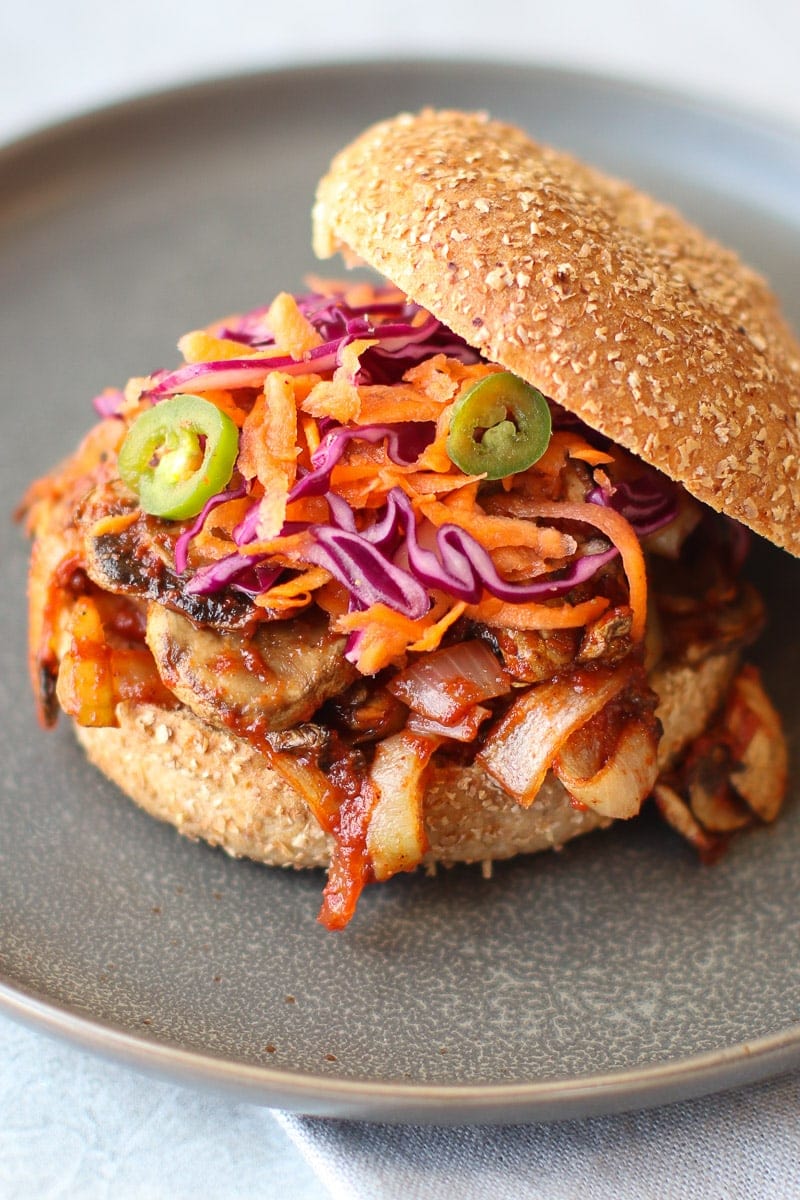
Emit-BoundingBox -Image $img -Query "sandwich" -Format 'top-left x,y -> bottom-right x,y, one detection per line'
21,109 -> 795,929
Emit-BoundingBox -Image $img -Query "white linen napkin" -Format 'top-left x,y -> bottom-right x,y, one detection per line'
277,1071 -> 800,1199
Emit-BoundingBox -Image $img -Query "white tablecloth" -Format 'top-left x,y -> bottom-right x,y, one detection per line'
2,2 -> 800,1196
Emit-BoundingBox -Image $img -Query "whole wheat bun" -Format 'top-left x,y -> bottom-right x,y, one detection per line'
313,109 -> 800,556
74,649 -> 738,871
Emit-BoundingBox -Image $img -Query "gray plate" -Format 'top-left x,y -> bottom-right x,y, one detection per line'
1,62 -> 798,1125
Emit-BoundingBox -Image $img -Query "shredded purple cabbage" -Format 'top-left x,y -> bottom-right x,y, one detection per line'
588,469 -> 678,537
134,289 -> 684,621
304,487 -> 619,629
287,421 -> 436,503
184,551 -> 281,597
174,482 -> 247,575
143,290 -> 479,400
305,526 -> 430,620
92,389 -> 126,418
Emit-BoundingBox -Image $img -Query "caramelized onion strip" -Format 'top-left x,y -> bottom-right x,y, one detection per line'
553,716 -> 659,819
477,664 -> 635,806
366,730 -> 441,881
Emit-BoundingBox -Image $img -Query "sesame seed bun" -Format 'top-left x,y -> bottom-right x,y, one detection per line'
73,647 -> 738,873
313,109 -> 800,556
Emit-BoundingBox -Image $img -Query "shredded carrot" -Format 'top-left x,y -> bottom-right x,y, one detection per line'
382,470 -> 485,498
432,480 -> 482,510
466,595 -> 610,630
289,373 -> 324,404
407,602 -> 467,652
193,388 -> 250,428
402,355 -> 460,404
338,338 -> 378,383
491,546 -> 556,578
300,414 -> 321,457
334,597 -> 461,674
237,530 -> 316,563
560,434 -> 616,467
500,498 -> 648,642
416,496 -> 576,559
237,373 -> 298,541
416,405 -> 455,474
403,355 -> 499,401
302,378 -> 361,423
284,495 -> 329,525
314,580 -> 349,619
178,331 -> 262,364
266,292 -> 323,360
355,385 -> 449,425
191,497 -> 252,559
254,567 -> 331,613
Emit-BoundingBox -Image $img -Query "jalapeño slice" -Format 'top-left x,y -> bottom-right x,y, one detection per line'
118,393 -> 239,520
446,371 -> 552,480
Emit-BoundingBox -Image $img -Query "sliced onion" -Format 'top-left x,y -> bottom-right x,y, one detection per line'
478,664 -> 635,806
389,642 -> 512,724
723,666 -> 787,822
652,782 -> 722,859
366,730 -> 440,881
553,717 -> 659,819
407,705 -> 491,743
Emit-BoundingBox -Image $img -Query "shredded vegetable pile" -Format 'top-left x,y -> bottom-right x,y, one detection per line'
103,281 -> 678,677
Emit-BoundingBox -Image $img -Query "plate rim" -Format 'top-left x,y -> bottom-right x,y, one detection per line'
3,972 -> 800,1122
3,54 -> 800,171
2,57 -> 800,1123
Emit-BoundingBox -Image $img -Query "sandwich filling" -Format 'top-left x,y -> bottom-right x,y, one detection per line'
23,281 -> 787,927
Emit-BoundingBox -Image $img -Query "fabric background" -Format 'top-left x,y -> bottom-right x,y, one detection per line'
278,1079 -> 800,1199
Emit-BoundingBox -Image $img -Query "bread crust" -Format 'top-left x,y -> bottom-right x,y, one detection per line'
74,648 -> 739,871
313,109 -> 800,556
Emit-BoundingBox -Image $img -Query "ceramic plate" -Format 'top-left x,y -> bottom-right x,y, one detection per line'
1,62 -> 798,1123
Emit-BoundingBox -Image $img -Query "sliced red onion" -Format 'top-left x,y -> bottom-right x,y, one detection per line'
287,422 -> 435,503
390,642 -> 511,724
173,481 -> 247,575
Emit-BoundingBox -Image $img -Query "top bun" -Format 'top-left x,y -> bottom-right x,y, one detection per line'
313,109 -> 800,556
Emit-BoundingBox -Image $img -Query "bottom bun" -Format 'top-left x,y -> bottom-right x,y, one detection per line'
75,648 -> 739,871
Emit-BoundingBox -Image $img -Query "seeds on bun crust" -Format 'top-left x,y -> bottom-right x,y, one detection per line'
313,109 -> 800,556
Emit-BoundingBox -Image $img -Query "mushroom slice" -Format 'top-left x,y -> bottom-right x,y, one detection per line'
725,666 -> 788,822
652,783 -> 723,859
146,603 -> 356,734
